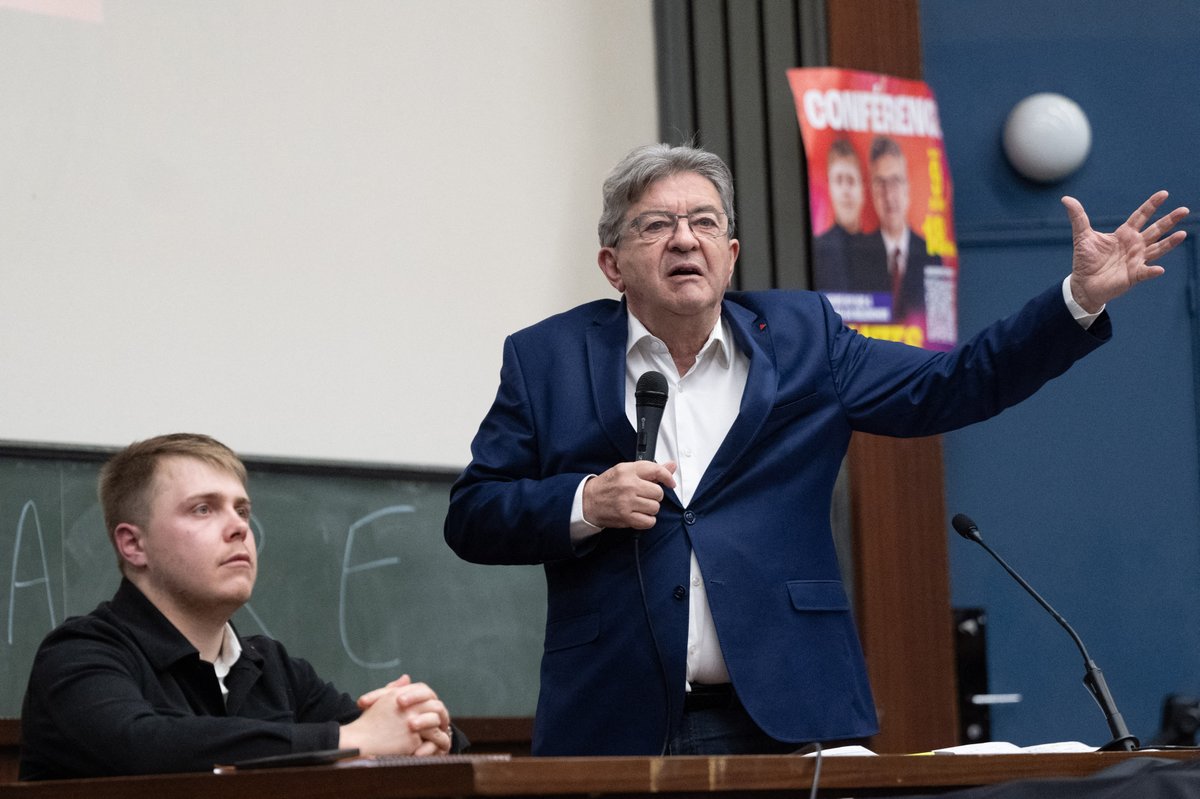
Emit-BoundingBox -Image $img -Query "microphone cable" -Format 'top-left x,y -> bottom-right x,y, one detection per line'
807,741 -> 823,799
632,370 -> 673,753
634,530 -> 674,756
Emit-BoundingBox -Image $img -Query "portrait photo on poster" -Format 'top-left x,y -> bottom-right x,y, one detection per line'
789,67 -> 959,351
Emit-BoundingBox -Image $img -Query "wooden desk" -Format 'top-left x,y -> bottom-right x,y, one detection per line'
0,751 -> 1196,798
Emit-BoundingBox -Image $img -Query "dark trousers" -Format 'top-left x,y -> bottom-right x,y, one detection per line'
667,684 -> 799,755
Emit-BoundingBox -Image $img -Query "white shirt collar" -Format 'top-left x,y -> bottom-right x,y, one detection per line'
212,622 -> 242,701
880,227 -> 911,265
625,308 -> 733,371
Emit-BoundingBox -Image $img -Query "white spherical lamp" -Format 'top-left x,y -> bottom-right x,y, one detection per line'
1002,93 -> 1092,183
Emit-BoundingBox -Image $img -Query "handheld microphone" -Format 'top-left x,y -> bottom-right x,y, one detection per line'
632,370 -> 671,752
951,513 -> 1138,751
634,371 -> 668,462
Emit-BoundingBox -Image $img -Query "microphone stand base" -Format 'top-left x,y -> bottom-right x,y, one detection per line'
1097,735 -> 1139,752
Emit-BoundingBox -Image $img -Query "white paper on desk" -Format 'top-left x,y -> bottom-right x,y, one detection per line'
1019,741 -> 1099,753
931,741 -> 1097,754
801,745 -> 878,757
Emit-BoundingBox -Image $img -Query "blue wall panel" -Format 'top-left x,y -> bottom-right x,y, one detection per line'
922,0 -> 1200,745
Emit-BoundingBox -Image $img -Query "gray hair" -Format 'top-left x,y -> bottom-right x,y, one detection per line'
597,143 -> 736,247
868,135 -> 904,165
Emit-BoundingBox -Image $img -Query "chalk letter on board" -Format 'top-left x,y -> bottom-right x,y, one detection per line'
339,505 -> 411,668
8,501 -> 57,643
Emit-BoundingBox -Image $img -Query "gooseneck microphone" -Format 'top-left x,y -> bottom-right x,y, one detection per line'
634,371 -> 668,462
951,513 -> 1138,751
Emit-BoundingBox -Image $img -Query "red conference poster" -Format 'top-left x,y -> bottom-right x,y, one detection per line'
787,67 -> 958,350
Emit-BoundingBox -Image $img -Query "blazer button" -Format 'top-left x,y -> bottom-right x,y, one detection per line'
683,510 -> 696,524
673,585 -> 687,600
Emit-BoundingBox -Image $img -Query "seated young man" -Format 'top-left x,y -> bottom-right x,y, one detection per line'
19,433 -> 460,779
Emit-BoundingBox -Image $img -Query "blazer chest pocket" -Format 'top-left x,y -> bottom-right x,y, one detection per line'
786,580 -> 850,612
759,391 -> 824,439
543,611 -> 600,653
772,390 -> 821,416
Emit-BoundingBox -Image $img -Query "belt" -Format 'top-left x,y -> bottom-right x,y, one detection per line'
684,683 -> 736,712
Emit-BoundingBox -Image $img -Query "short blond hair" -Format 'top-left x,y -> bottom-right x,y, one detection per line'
99,434 -> 247,571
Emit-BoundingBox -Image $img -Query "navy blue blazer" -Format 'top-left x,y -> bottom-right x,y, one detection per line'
445,284 -> 1109,755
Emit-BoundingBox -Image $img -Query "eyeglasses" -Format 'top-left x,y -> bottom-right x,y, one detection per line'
626,210 -> 729,242
871,175 -> 907,191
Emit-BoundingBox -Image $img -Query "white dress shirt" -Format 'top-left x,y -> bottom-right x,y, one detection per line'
881,227 -> 910,280
212,622 -> 242,704
572,312 -> 748,687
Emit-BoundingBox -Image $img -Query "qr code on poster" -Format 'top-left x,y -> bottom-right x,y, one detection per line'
924,266 -> 957,345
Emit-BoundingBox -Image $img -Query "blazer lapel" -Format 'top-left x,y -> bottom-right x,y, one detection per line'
584,300 -> 682,509
691,299 -> 777,502
586,300 -> 636,460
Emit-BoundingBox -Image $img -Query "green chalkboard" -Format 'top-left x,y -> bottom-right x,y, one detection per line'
0,443 -> 544,718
